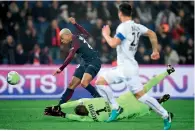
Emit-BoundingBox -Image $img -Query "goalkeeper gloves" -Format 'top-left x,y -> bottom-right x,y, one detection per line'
44,106 -> 66,118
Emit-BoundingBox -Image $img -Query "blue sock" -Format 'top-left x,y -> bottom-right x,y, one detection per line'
85,84 -> 101,98
58,88 -> 74,105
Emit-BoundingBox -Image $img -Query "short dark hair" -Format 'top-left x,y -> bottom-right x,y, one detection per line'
74,105 -> 89,116
119,3 -> 132,17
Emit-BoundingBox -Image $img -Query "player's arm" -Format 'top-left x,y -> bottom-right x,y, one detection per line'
59,47 -> 76,71
44,100 -> 81,115
69,17 -> 90,37
144,30 -> 158,52
66,114 -> 93,122
142,28 -> 160,60
102,25 -> 121,48
53,42 -> 79,75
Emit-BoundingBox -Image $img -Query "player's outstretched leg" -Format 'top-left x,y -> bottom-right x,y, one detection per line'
107,106 -> 123,122
135,90 -> 173,130
157,94 -> 170,104
144,65 -> 175,92
164,112 -> 174,130
167,64 -> 175,75
84,84 -> 101,97
96,77 -> 123,122
81,73 -> 101,98
150,94 -> 170,111
58,76 -> 81,105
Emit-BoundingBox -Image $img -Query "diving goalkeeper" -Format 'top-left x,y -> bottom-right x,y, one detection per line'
44,66 -> 174,122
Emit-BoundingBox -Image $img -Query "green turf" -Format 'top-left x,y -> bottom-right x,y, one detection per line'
0,99 -> 194,130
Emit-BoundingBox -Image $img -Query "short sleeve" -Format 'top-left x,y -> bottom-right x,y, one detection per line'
115,24 -> 126,41
138,24 -> 149,35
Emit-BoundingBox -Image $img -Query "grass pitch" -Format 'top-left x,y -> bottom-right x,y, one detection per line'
0,99 -> 194,130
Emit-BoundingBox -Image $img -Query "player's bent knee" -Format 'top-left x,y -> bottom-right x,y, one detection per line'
68,82 -> 76,89
137,93 -> 149,104
68,76 -> 81,89
95,76 -> 107,85
68,80 -> 81,89
81,80 -> 89,88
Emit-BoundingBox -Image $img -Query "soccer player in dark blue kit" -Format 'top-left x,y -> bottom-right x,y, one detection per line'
53,17 -> 101,105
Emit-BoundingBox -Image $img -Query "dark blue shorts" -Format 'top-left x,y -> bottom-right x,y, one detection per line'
73,58 -> 101,80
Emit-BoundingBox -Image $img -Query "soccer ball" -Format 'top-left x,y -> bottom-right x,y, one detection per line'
7,71 -> 20,85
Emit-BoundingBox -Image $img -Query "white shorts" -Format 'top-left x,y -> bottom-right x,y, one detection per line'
98,67 -> 143,94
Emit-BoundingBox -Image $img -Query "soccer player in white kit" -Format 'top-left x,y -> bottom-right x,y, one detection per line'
95,3 -> 172,130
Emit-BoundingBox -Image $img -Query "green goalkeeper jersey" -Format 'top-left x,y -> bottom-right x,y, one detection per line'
61,92 -> 150,122
61,70 -> 169,122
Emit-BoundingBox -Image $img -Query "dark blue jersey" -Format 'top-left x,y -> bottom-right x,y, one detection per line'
59,23 -> 100,71
75,35 -> 99,64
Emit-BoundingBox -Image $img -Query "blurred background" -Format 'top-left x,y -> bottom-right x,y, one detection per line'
0,1 -> 194,65
0,1 -> 194,129
0,1 -> 194,100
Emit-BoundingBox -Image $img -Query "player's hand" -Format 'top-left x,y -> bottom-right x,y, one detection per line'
151,51 -> 160,60
44,106 -> 66,118
44,106 -> 61,113
44,110 -> 66,118
102,25 -> 111,37
53,69 -> 62,76
68,17 -> 76,24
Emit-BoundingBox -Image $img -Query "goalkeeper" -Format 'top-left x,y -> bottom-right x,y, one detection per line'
44,66 -> 174,122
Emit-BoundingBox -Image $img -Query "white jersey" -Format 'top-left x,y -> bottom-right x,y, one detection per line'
115,20 -> 149,67
97,21 -> 149,96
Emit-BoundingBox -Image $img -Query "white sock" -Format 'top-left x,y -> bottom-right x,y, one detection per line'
138,94 -> 168,119
96,85 -> 119,109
